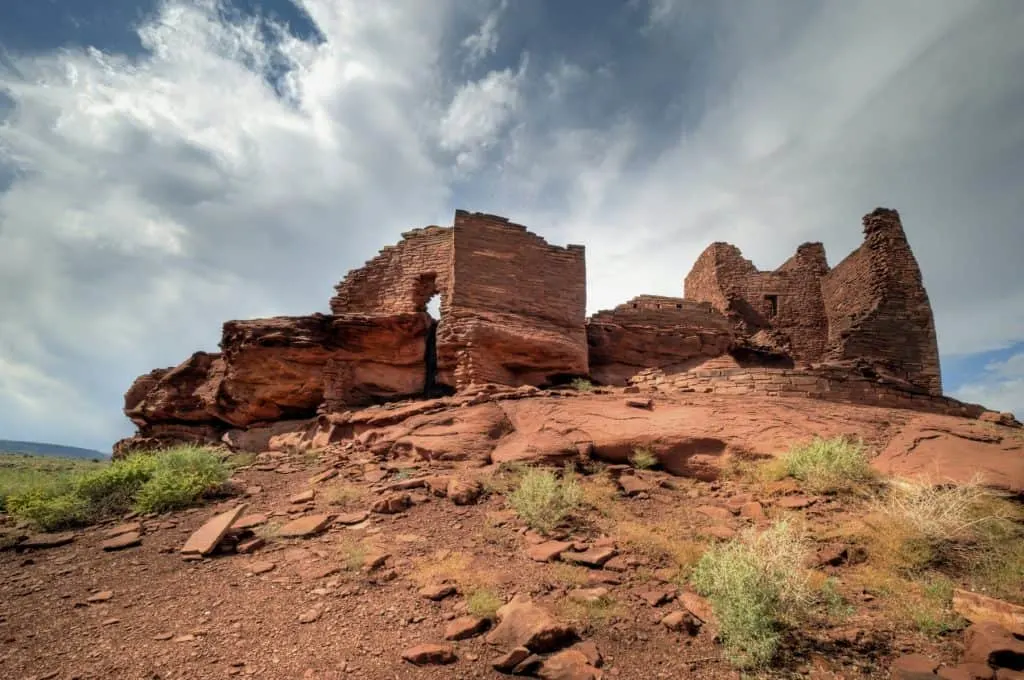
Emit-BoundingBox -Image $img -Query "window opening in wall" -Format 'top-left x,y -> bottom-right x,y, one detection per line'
676,304 -> 682,309
765,294 -> 779,318
426,294 -> 441,320
632,303 -> 638,309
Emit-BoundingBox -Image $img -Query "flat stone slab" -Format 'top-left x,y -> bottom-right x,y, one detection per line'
562,546 -> 617,569
21,532 -> 76,549
180,504 -> 248,556
102,531 -> 142,551
277,514 -> 334,538
230,513 -> 269,531
104,522 -> 142,539
527,541 -> 573,563
334,511 -> 370,526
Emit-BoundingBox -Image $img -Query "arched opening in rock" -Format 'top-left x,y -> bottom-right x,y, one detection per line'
414,273 -> 454,399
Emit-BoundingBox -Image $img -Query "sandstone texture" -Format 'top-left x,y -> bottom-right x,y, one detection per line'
115,206 -> 1017,461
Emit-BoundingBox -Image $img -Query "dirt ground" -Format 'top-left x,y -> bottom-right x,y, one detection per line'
3,394 -> 1022,680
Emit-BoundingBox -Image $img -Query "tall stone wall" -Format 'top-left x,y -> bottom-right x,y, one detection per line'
682,208 -> 941,394
683,242 -> 830,362
329,226 -> 453,316
586,295 -> 733,385
821,208 -> 942,395
445,211 -> 589,386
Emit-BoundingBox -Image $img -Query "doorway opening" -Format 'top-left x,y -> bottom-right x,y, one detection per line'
414,273 -> 453,398
764,294 -> 779,319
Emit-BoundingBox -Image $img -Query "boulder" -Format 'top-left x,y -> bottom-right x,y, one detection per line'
485,594 -> 576,653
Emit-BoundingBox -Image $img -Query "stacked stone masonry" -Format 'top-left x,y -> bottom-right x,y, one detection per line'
117,206 -> 986,457
684,208 -> 942,396
586,295 -> 734,386
628,367 -> 982,420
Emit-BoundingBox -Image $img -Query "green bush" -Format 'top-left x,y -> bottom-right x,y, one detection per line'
4,446 -> 229,530
690,521 -> 813,669
509,466 -> 583,534
5,490 -> 91,531
628,447 -> 658,470
570,377 -> 594,392
779,436 -> 874,494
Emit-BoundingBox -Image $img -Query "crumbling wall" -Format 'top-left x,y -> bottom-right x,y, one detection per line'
629,366 -> 977,419
684,242 -> 830,363
821,208 -> 942,395
445,211 -> 589,386
329,226 -> 453,316
586,295 -> 733,385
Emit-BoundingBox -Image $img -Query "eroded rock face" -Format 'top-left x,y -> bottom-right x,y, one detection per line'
116,313 -> 431,457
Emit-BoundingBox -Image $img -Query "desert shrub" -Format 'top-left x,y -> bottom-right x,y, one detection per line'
779,436 -> 875,494
4,490 -> 91,531
133,448 -> 229,513
466,589 -> 503,619
509,466 -> 583,534
570,377 -> 594,392
865,476 -> 1018,573
5,446 -> 228,530
690,521 -> 813,668
628,447 -> 658,470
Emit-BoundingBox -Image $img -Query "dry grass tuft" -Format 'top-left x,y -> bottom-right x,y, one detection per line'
410,550 -> 500,592
775,436 -> 876,494
628,447 -> 658,470
864,475 -> 1020,573
466,589 -> 504,619
322,483 -> 366,508
509,466 -> 583,534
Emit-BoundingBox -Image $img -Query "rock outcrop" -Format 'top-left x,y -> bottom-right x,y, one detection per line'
116,206 -> 1017,458
117,313 -> 431,455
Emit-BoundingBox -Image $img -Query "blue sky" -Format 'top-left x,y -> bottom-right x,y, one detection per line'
1,0 -> 1023,451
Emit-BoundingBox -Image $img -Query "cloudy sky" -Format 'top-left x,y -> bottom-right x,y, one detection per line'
1,0 -> 1022,452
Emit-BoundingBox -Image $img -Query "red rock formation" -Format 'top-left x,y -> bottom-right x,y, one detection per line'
115,313 -> 431,456
117,206 -> 1008,461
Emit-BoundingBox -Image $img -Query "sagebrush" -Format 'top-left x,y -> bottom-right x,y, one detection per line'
5,446 -> 229,530
509,466 -> 583,534
690,521 -> 813,668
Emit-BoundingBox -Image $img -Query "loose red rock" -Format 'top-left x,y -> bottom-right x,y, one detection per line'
444,616 -> 489,640
181,505 -> 248,556
101,531 -> 142,551
277,514 -> 333,538
401,643 -> 456,666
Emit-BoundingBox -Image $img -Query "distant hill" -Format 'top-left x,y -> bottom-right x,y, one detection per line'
0,440 -> 109,460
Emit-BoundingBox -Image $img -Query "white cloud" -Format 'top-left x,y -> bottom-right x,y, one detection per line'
439,59 -> 526,171
1,0 -> 1022,449
953,352 -> 1024,416
461,0 -> 507,67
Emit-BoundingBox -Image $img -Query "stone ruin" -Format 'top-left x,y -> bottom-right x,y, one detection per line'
114,207 -> 995,456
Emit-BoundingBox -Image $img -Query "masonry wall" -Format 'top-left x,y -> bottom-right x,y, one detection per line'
444,211 -> 589,386
821,208 -> 942,395
586,295 -> 733,385
683,242 -> 831,363
329,226 -> 453,316
629,366 -> 979,419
